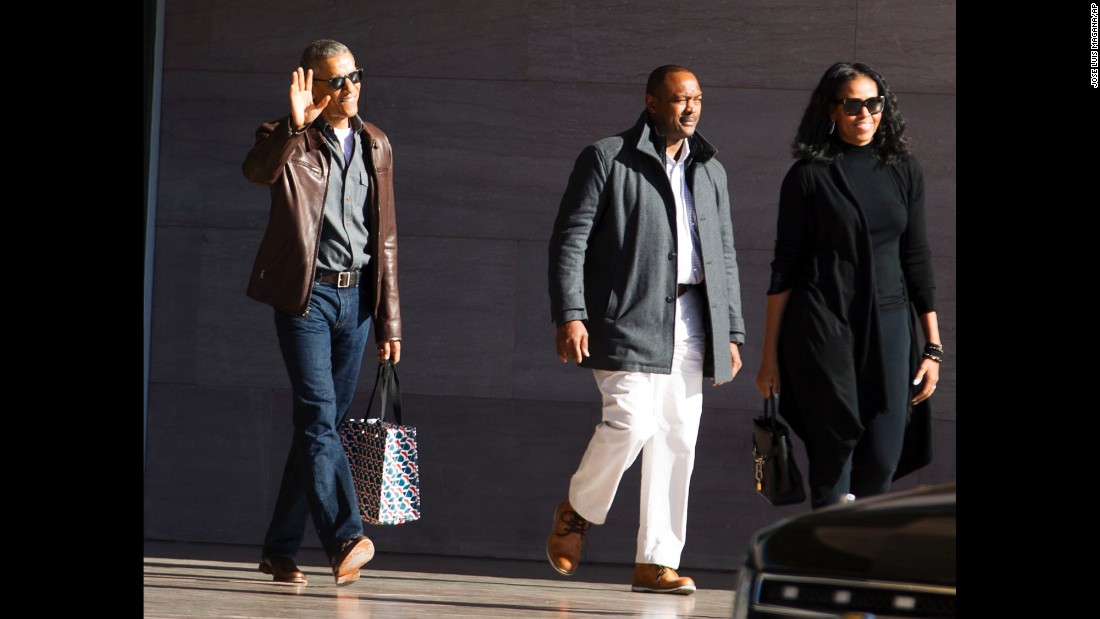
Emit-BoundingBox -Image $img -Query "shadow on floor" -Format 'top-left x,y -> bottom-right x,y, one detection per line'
144,540 -> 737,590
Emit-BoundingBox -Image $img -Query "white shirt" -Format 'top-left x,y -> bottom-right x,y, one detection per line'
664,140 -> 703,285
334,126 -> 354,167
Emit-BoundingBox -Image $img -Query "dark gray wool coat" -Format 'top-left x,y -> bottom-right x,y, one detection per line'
548,111 -> 745,383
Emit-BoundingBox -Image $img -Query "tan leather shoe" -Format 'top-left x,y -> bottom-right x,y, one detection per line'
631,563 -> 697,595
330,535 -> 375,585
546,499 -> 591,575
258,556 -> 307,584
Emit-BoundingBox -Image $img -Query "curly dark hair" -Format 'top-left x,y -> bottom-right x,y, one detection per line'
792,62 -> 912,164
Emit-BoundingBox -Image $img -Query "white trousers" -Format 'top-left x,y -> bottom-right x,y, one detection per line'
568,289 -> 706,569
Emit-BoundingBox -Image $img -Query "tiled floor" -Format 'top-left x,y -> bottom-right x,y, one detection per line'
144,542 -> 736,618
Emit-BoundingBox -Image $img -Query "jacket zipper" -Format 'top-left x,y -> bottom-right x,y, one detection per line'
301,148 -> 332,317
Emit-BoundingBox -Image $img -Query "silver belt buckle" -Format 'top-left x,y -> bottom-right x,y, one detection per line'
337,271 -> 353,288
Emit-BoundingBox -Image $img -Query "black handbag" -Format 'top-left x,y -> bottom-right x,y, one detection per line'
752,394 -> 806,506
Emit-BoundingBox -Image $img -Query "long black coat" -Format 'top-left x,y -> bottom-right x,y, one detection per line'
769,154 -> 935,482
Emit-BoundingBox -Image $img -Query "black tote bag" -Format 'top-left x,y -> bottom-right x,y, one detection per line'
752,394 -> 807,506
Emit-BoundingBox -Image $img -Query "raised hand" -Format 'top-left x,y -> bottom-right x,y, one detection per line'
289,67 -> 330,131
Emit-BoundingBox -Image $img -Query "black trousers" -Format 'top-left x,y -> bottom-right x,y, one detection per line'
813,304 -> 912,507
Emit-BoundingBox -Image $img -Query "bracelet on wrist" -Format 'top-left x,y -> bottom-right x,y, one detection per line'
921,343 -> 943,364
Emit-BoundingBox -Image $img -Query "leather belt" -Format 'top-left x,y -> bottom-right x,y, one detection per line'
676,283 -> 698,297
316,269 -> 361,288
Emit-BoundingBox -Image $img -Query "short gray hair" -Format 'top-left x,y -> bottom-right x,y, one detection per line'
299,39 -> 351,71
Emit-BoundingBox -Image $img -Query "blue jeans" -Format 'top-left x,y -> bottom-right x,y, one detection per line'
262,282 -> 371,559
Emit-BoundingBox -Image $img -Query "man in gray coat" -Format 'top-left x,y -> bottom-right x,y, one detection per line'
546,65 -> 745,595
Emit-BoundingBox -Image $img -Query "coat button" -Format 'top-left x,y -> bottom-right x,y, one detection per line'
668,252 -> 676,260
666,296 -> 674,303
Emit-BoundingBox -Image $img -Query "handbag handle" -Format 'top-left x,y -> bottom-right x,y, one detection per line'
762,393 -> 778,425
363,359 -> 403,425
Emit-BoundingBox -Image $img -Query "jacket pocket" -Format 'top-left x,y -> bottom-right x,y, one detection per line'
602,254 -> 630,321
289,158 -> 324,177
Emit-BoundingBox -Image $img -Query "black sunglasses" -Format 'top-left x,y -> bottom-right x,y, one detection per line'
316,69 -> 364,90
833,96 -> 885,116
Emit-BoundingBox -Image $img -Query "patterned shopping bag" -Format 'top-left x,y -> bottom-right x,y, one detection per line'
338,360 -> 421,525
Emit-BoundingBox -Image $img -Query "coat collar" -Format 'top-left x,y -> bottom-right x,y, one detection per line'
632,110 -> 718,166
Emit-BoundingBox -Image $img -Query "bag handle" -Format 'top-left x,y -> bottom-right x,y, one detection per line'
762,393 -> 779,424
363,359 -> 403,425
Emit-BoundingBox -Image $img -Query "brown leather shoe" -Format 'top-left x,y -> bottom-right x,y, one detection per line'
546,499 -> 590,576
330,535 -> 375,585
631,563 -> 697,595
258,556 -> 307,584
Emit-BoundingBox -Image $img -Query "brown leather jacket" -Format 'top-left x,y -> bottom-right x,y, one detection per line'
241,117 -> 401,341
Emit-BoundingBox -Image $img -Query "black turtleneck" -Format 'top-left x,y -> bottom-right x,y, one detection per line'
837,142 -> 908,308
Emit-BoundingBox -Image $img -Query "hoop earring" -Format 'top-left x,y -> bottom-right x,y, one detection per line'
828,120 -> 835,135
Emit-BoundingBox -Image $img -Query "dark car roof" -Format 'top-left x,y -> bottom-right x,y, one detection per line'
749,482 -> 956,586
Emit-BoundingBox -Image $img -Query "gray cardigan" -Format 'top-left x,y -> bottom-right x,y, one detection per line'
548,111 -> 745,383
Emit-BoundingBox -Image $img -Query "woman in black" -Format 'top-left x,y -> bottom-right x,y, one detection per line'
755,62 -> 943,509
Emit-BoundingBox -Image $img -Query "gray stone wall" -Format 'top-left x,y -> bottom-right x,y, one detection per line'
145,0 -> 956,570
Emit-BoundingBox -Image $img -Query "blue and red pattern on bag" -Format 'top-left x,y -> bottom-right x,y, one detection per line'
342,417 -> 421,525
